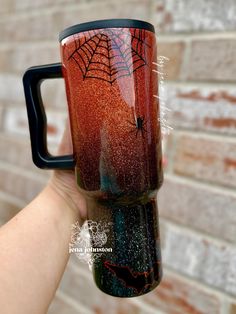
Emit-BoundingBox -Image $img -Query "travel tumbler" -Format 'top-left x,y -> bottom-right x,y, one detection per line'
23,19 -> 163,297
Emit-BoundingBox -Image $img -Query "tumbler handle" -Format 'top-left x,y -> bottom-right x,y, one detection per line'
23,63 -> 75,170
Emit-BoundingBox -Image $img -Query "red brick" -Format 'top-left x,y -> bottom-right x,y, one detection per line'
0,11 -> 62,42
158,176 -> 236,243
61,1 -> 150,30
3,107 -> 67,145
0,197 -> 20,223
92,301 -> 143,314
157,41 -> 185,80
48,291 -> 89,314
0,1 -> 150,42
151,0 -> 236,32
13,0 -> 74,12
0,45 -> 59,75
230,302 -> 236,314
0,0 -> 13,13
0,165 -> 46,203
2,0 -> 141,14
0,48 -> 72,109
0,74 -> 23,104
0,49 -> 10,72
12,0 -> 131,12
172,133 -> 236,189
0,48 -> 66,108
186,39 -> 236,82
0,134 -> 51,177
41,79 -> 68,109
161,221 -> 236,296
165,84 -> 236,135
140,270 -> 220,314
0,107 -> 3,129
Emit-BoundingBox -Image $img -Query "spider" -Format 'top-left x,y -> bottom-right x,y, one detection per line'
128,115 -> 147,138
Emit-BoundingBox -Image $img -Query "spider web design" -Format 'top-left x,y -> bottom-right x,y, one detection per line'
68,28 -> 151,84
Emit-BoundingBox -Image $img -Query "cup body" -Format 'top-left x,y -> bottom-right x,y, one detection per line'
59,20 -> 163,297
60,21 -> 163,202
23,19 -> 164,297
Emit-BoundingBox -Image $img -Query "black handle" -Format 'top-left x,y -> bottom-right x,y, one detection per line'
23,63 -> 75,170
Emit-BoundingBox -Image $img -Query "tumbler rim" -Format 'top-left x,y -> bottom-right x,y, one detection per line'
59,18 -> 155,41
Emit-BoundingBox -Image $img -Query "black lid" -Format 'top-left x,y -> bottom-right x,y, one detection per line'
59,18 -> 155,42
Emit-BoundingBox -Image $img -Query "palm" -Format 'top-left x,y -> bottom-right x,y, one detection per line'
49,121 -> 87,222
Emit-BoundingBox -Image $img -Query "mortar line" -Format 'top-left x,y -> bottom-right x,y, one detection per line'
0,0 -> 141,21
0,31 -> 235,46
53,289 -> 93,314
162,133 -> 176,175
164,266 -> 236,304
162,171 -> 236,202
129,298 -> 166,314
0,160 -> 50,183
157,32 -> 236,41
160,211 -> 236,247
163,262 -> 236,304
170,125 -> 236,141
165,80 -> 236,88
179,32 -> 192,81
174,127 -> 236,142
163,173 -> 236,198
161,217 -> 236,250
0,190 -> 26,208
0,42 -> 58,49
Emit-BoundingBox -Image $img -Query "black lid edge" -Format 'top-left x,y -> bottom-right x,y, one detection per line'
59,19 -> 155,42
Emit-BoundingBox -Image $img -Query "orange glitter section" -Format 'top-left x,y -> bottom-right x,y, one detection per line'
61,27 -> 163,199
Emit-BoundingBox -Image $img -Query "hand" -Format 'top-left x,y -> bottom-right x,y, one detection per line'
48,120 -> 87,222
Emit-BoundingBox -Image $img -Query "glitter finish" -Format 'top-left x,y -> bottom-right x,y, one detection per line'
60,25 -> 163,297
88,199 -> 162,297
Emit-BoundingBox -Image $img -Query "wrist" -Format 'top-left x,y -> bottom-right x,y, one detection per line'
42,183 -> 76,220
46,171 -> 87,221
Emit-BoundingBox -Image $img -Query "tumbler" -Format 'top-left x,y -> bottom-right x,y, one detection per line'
23,19 -> 163,297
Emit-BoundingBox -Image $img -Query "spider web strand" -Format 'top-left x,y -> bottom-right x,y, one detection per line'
68,29 -> 150,83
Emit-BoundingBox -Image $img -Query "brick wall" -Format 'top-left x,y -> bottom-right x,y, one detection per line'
0,0 -> 235,313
